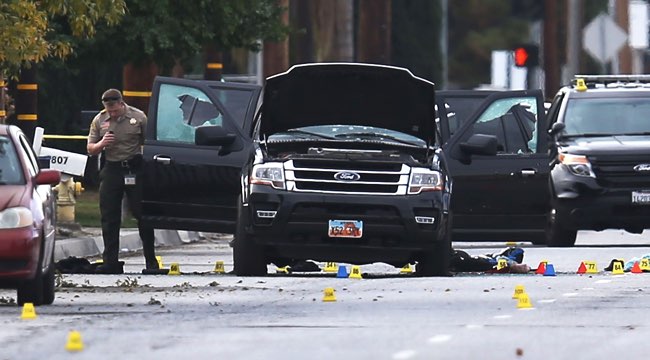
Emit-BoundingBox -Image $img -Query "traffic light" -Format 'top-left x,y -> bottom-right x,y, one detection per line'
513,44 -> 539,68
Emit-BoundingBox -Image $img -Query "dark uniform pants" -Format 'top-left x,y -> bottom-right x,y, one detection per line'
99,161 -> 157,268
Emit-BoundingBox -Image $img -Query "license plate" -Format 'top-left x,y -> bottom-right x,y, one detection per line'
632,191 -> 650,204
328,220 -> 363,238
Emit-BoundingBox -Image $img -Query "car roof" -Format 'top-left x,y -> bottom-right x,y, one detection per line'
561,75 -> 650,99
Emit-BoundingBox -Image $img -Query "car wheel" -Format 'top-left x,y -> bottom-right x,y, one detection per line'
17,269 -> 44,306
41,252 -> 56,305
416,221 -> 452,277
530,235 -> 546,246
233,196 -> 267,276
546,207 -> 577,247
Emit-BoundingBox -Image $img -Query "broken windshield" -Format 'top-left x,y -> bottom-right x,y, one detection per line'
269,125 -> 426,147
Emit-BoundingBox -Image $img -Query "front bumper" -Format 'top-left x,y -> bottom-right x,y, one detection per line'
245,185 -> 448,264
0,227 -> 39,282
553,166 -> 650,231
555,191 -> 650,231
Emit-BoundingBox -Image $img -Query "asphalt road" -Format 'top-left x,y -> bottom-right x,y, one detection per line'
1,230 -> 649,360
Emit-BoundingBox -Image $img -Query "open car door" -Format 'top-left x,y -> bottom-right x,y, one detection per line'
141,77 -> 261,233
436,90 -> 499,144
442,90 -> 549,244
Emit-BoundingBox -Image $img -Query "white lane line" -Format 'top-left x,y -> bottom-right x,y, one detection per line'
595,280 -> 612,284
538,299 -> 557,304
493,314 -> 512,319
428,334 -> 452,343
562,293 -> 579,297
582,287 -> 595,291
392,350 -> 417,359
466,324 -> 484,330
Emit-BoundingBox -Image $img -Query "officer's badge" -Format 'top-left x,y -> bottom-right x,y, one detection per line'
130,118 -> 137,125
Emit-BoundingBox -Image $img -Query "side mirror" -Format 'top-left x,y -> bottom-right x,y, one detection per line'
37,156 -> 51,169
459,134 -> 498,156
548,122 -> 565,136
195,125 -> 237,147
35,169 -> 61,185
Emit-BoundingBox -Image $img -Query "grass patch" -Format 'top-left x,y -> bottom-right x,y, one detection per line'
75,189 -> 138,228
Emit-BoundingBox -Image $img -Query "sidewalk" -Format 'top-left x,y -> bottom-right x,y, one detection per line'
54,224 -> 203,261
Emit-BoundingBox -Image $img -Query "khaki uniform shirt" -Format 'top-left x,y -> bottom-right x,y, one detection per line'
88,104 -> 147,162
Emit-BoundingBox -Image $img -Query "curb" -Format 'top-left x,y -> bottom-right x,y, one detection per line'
54,229 -> 202,261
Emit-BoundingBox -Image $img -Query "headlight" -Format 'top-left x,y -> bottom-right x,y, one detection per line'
250,163 -> 285,189
408,168 -> 443,194
558,153 -> 595,177
0,207 -> 33,229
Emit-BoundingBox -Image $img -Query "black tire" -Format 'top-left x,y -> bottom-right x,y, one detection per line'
416,219 -> 453,277
17,269 -> 44,306
41,252 -> 56,305
233,196 -> 267,276
530,235 -> 546,246
546,207 -> 577,247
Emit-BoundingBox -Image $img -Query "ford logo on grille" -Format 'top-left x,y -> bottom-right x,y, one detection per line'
334,171 -> 361,181
633,164 -> 650,172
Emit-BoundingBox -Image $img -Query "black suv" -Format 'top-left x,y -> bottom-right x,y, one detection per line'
546,75 -> 650,246
140,63 -> 548,276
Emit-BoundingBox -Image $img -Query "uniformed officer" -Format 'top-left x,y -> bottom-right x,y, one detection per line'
87,89 -> 158,273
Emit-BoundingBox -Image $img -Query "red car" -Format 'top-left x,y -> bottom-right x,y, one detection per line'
0,125 -> 60,305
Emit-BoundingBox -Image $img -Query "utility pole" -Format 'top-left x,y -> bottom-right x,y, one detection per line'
0,78 -> 6,124
544,0 -> 560,98
615,0 -> 632,74
441,0 -> 448,89
565,0 -> 582,82
357,0 -> 392,64
204,45 -> 224,81
15,65 -> 37,140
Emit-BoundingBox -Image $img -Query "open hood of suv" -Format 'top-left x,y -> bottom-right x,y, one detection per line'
260,63 -> 435,143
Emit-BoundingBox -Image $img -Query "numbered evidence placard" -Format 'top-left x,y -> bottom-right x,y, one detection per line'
39,146 -> 88,177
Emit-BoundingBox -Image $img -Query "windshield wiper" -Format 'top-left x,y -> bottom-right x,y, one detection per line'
333,132 -> 422,146
282,129 -> 337,140
618,132 -> 650,136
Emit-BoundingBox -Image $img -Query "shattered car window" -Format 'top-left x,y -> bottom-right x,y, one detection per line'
156,84 -> 223,143
471,97 -> 539,154
0,136 -> 25,185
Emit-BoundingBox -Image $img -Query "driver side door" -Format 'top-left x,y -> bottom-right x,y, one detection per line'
141,77 -> 261,233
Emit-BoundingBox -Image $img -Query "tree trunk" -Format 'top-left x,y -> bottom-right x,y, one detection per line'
357,0 -> 392,64
122,61 -> 159,115
309,0 -> 354,62
264,0 -> 290,78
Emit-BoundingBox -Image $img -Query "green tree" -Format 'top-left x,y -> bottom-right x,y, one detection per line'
36,0 -> 290,150
448,0 -> 535,88
0,0 -> 126,78
87,0 -> 290,73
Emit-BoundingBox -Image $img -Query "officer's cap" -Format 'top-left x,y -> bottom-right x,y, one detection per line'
101,89 -> 123,104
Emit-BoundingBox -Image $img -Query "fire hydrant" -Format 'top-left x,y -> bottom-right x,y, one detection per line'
53,176 -> 84,223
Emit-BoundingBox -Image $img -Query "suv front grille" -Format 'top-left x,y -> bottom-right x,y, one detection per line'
285,159 -> 410,195
591,155 -> 650,188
